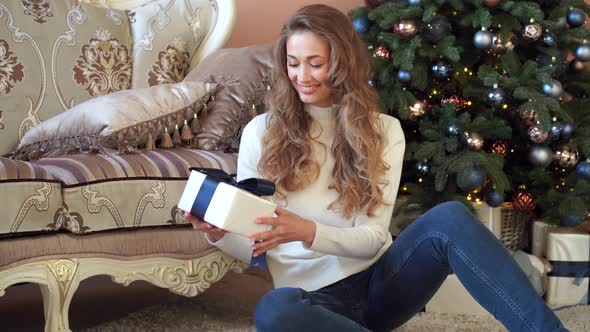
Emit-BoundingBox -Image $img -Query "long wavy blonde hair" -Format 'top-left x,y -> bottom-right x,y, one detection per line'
259,4 -> 390,218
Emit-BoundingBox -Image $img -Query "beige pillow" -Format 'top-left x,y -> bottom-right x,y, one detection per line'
13,81 -> 215,160
184,44 -> 273,152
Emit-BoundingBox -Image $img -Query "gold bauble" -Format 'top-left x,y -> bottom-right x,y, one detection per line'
553,146 -> 580,168
491,33 -> 516,54
394,19 -> 418,38
373,45 -> 391,60
408,101 -> 428,120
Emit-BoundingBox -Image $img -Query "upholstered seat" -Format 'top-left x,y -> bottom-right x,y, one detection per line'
30,148 -> 237,233
0,158 -> 63,236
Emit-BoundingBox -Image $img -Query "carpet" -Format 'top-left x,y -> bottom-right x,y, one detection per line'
81,271 -> 590,332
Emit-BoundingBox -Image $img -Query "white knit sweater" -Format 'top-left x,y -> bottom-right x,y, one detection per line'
210,104 -> 405,291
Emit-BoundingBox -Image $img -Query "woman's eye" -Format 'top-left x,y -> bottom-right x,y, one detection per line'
311,64 -> 323,68
288,63 -> 299,67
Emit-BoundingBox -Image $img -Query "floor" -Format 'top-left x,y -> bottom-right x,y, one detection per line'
0,275 -> 179,331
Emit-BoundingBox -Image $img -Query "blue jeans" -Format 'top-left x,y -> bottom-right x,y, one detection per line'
254,201 -> 567,332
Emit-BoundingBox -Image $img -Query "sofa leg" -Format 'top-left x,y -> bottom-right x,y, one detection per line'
40,259 -> 81,332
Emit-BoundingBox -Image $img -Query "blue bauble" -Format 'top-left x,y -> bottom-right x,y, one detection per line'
431,60 -> 453,81
353,16 -> 369,34
542,33 -> 556,47
542,80 -> 563,97
575,43 -> 590,62
576,161 -> 590,181
446,124 -> 460,137
485,87 -> 506,108
560,213 -> 583,227
566,8 -> 586,28
485,190 -> 504,208
397,69 -> 412,83
549,122 -> 561,140
408,0 -> 421,5
559,121 -> 574,141
416,160 -> 430,175
456,168 -> 486,192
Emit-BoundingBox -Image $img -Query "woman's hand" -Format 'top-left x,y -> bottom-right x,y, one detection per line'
250,207 -> 316,257
183,211 -> 227,242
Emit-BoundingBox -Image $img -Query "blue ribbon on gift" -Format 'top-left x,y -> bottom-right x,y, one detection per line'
547,235 -> 590,304
188,167 -> 275,271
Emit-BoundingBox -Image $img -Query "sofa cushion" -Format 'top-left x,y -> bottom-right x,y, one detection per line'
184,45 -> 273,152
0,1 -> 133,156
29,148 -> 237,234
0,226 -> 217,270
129,0 -> 215,88
0,157 -> 62,236
13,81 -> 216,160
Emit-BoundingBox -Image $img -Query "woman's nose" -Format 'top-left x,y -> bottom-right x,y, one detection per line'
298,65 -> 311,82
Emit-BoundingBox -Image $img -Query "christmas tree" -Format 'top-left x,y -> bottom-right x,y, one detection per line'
350,0 -> 590,225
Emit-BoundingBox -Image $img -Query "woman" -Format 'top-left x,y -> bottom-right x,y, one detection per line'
185,4 -> 567,332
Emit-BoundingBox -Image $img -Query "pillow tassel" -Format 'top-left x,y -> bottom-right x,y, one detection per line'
181,119 -> 194,144
190,113 -> 200,134
160,127 -> 174,149
207,95 -> 215,109
146,131 -> 156,150
118,141 -> 137,155
172,124 -> 182,146
200,103 -> 209,120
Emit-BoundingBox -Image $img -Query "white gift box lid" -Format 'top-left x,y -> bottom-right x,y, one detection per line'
178,170 -> 277,237
546,228 -> 590,262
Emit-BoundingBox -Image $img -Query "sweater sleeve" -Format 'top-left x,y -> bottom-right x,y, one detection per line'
206,115 -> 266,263
305,116 -> 406,258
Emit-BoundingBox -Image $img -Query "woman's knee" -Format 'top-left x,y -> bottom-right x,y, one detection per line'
420,200 -> 478,230
254,288 -> 305,330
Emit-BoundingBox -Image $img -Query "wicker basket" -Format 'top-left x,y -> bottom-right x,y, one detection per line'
498,203 -> 532,251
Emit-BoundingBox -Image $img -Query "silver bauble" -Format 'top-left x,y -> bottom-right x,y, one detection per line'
474,30 -> 493,49
575,43 -> 590,62
528,125 -> 548,144
542,80 -> 563,98
522,22 -> 542,41
529,145 -> 553,167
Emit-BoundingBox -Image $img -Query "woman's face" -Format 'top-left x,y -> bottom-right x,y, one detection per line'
286,31 -> 333,108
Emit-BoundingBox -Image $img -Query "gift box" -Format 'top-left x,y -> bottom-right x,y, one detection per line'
473,202 -> 530,251
545,227 -> 589,308
178,168 -> 277,237
532,220 -> 557,258
427,250 -> 546,316
426,274 -> 491,316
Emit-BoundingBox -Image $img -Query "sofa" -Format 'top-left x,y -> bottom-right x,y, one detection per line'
0,1 -> 274,331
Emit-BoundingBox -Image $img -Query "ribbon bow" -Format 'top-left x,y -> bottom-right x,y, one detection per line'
188,167 -> 275,271
189,167 -> 275,196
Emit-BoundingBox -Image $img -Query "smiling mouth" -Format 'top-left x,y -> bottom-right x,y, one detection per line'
298,84 -> 320,94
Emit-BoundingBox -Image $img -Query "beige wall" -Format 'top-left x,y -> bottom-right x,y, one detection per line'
226,0 -> 364,48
